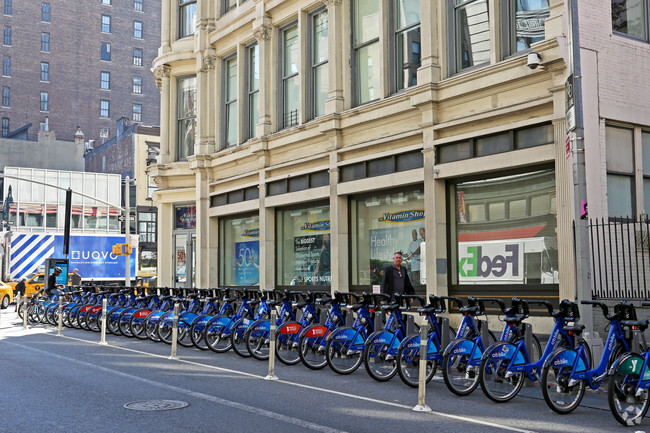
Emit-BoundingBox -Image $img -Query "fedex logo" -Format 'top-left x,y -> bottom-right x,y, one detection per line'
459,245 -> 519,279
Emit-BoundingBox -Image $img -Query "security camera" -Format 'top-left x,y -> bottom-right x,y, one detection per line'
527,52 -> 542,70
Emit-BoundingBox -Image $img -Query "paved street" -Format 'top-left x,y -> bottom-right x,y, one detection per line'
0,309 -> 641,433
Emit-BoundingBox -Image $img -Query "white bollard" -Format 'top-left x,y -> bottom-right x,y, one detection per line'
412,323 -> 432,412
99,298 -> 108,345
16,293 -> 21,318
265,309 -> 278,380
57,296 -> 63,336
23,295 -> 29,329
169,302 -> 179,360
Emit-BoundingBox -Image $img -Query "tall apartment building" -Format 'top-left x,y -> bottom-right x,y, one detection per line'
0,0 -> 160,143
149,0 -> 650,333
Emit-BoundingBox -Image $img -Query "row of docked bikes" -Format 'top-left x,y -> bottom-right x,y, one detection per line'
17,285 -> 650,426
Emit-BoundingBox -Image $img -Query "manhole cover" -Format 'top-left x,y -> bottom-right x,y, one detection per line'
124,400 -> 189,411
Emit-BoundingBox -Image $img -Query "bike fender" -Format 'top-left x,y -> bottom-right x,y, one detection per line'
608,352 -> 649,379
181,312 -> 198,323
250,319 -> 270,332
133,309 -> 151,319
304,324 -> 328,338
193,315 -> 213,327
481,342 -> 523,364
88,305 -> 103,314
398,334 -> 420,351
443,338 -> 475,357
278,321 -> 301,335
212,315 -> 233,328
330,327 -> 364,345
543,347 -> 588,372
368,330 -> 394,346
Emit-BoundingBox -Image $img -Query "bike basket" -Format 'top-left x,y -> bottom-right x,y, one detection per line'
559,299 -> 580,321
614,302 -> 637,321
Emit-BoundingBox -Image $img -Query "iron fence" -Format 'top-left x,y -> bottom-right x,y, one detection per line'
587,215 -> 650,299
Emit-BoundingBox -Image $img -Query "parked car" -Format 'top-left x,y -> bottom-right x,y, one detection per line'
1,281 -> 13,309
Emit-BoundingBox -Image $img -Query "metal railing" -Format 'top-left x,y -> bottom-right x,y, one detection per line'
587,215 -> 650,299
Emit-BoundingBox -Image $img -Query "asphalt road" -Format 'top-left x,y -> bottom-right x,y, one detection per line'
0,309 -> 641,433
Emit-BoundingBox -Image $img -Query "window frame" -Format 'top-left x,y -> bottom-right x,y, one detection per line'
2,56 -> 9,76
4,0 -> 12,16
132,75 -> 142,94
101,42 -> 111,61
134,0 -> 143,11
101,14 -> 111,33
351,0 -> 381,106
100,99 -> 110,118
1,117 -> 8,137
308,8 -> 329,120
223,54 -> 239,148
245,43 -> 259,141
612,0 -> 650,42
2,86 -> 9,107
41,62 -> 50,82
176,75 -> 197,161
133,104 -> 142,122
100,71 -> 110,90
41,32 -> 50,52
4,26 -> 11,46
179,0 -> 197,39
448,0 -> 492,74
501,0 -> 550,58
41,3 -> 50,22
391,0 -> 421,94
606,124 -> 638,218
40,92 -> 49,112
133,48 -> 143,66
134,20 -> 143,39
279,22 -> 300,130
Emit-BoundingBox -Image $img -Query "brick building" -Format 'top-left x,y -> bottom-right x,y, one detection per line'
0,0 -> 160,143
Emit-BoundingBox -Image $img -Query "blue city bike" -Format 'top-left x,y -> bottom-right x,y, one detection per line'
297,291 -> 349,370
479,297 -> 580,403
158,292 -> 203,344
607,302 -> 650,426
325,293 -> 377,375
540,300 -> 636,414
230,290 -> 277,358
143,288 -> 180,342
397,295 -> 479,388
189,288 -> 231,350
245,290 -> 299,361
205,289 -> 258,353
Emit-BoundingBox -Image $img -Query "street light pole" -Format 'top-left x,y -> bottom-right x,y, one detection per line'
125,176 -> 131,287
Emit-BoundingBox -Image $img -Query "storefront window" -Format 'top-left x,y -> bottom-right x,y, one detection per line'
174,205 -> 196,229
351,189 -> 425,291
277,204 -> 330,286
220,214 -> 260,286
451,169 -> 558,286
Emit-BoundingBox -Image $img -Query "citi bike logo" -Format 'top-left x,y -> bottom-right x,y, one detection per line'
407,341 -> 418,349
453,347 -> 464,354
458,245 -> 519,278
491,346 -> 510,359
378,210 -> 424,223
554,357 -> 570,366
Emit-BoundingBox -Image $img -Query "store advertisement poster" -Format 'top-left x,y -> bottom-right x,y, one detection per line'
235,240 -> 259,286
369,224 -> 423,285
293,234 -> 329,285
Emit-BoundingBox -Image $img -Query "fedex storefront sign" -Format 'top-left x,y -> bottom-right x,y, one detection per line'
458,241 -> 522,284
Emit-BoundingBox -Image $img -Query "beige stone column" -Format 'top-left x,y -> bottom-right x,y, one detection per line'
324,0 -> 344,113
158,202 -> 173,286
417,0 -> 441,83
161,0 -> 172,54
155,65 -> 172,163
328,150 -> 348,294
194,164 -> 211,288
196,55 -> 217,156
253,7 -> 273,136
258,176 -> 275,290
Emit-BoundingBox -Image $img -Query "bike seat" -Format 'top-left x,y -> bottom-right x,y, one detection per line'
267,300 -> 281,307
248,299 -> 261,307
381,303 -> 400,312
350,304 -> 365,312
207,296 -> 219,302
504,314 -> 526,324
459,305 -> 479,315
621,319 -> 649,331
417,306 -> 441,315
563,324 -> 585,333
293,301 -> 308,308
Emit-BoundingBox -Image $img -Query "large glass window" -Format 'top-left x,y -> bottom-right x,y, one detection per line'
220,214 -> 260,286
41,62 -> 49,81
394,0 -> 420,91
277,204 -> 331,287
139,212 -> 157,243
311,10 -> 328,119
179,0 -> 197,38
177,75 -> 196,160
606,126 -> 635,217
281,24 -> 300,129
353,0 -> 380,105
452,0 -> 490,72
612,0 -> 648,41
246,44 -> 259,140
224,56 -> 238,147
504,0 -> 549,56
351,189 -> 425,290
451,170 -> 558,286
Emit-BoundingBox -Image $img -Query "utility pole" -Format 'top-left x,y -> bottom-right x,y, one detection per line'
125,176 -> 131,287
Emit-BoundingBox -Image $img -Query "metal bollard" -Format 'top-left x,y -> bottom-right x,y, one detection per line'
169,302 -> 179,360
23,296 -> 29,329
99,298 -> 108,345
412,323 -> 432,412
265,309 -> 278,380
56,296 -> 63,336
16,293 -> 21,318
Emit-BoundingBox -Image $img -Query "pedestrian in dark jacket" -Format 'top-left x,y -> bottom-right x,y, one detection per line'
380,251 -> 415,301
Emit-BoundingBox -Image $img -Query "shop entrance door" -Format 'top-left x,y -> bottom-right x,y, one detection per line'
173,231 -> 196,288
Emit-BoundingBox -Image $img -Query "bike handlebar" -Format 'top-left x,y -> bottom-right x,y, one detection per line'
527,299 -> 554,316
581,300 -> 609,318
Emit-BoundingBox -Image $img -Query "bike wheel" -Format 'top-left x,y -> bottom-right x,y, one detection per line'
177,322 -> 194,347
541,361 -> 585,414
145,316 -> 161,342
479,342 -> 525,403
158,319 -> 173,344
363,338 -> 398,382
326,331 -> 363,375
608,355 -> 650,426
246,326 -> 270,361
107,312 -> 121,335
46,304 -> 58,325
275,323 -> 302,366
230,319 -> 251,358
118,312 -> 134,337
396,341 -> 436,388
131,315 -> 148,340
17,302 -> 24,320
86,311 -> 101,332
190,321 -> 208,350
205,316 -> 232,353
28,304 -> 42,324
299,333 -> 328,370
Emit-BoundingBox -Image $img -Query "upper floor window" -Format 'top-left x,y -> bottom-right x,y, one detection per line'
133,48 -> 143,66
134,21 -> 143,39
394,0 -> 420,92
223,0 -> 236,14
100,71 -> 110,89
133,76 -> 142,94
41,32 -> 50,52
224,56 -> 238,147
502,0 -> 549,56
246,44 -> 259,140
177,76 -> 196,160
133,104 -> 142,122
101,15 -> 111,33
280,24 -> 299,129
102,0 -> 112,4
100,100 -> 110,118
4,0 -> 11,16
179,0 -> 197,39
134,0 -> 143,11
352,0 -> 380,105
2,86 -> 9,107
101,42 -> 111,61
2,118 -> 8,137
310,9 -> 328,119
451,0 -> 490,72
40,92 -> 49,112
41,62 -> 49,81
41,3 -> 50,22
3,56 -> 9,76
612,0 -> 649,42
4,26 -> 11,46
